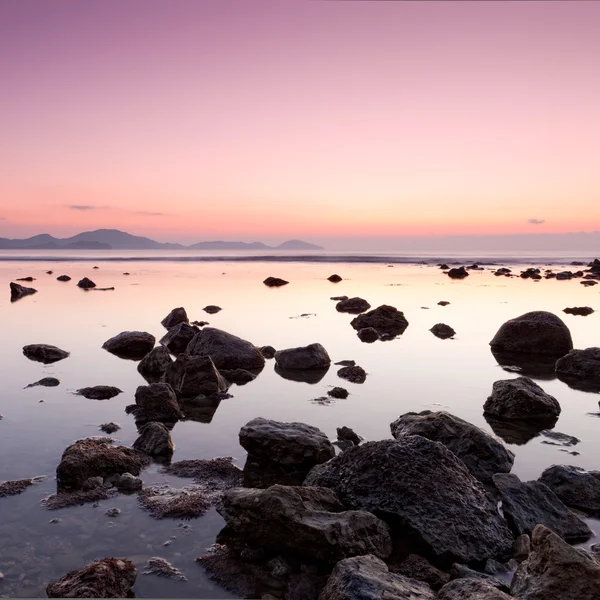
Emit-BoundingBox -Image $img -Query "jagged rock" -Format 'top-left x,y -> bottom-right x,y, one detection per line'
77,277 -> 96,289
82,476 -> 104,491
328,274 -> 343,282
203,305 -> 222,314
357,327 -> 379,342
538,465 -> 600,516
10,282 -> 37,301
318,555 -> 436,600
164,354 -> 229,397
305,437 -> 514,564
57,275 -> 71,282
22,344 -> 69,364
143,557 -> 187,581
161,307 -> 188,328
159,322 -> 199,354
25,377 -> 60,388
492,473 -> 591,543
389,554 -> 450,591
263,277 -> 289,287
46,558 -> 137,598
102,331 -> 155,360
555,347 -> 600,384
328,387 -> 349,399
563,306 -> 594,316
218,485 -> 392,564
494,268 -> 512,276
76,386 -> 122,400
336,297 -> 371,314
430,323 -> 456,339
438,579 -> 513,600
337,365 -> 366,384
100,422 -> 121,434
115,473 -> 142,492
447,267 -> 469,279
133,422 -> 174,457
259,345 -> 276,359
489,311 -> 573,356
350,305 -> 409,337
220,368 -> 257,384
137,346 -> 173,382
337,426 -> 361,446
390,411 -> 514,484
129,383 -> 183,426
274,343 -> 331,370
510,524 -> 600,600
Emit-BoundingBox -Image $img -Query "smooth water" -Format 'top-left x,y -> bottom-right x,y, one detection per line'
1,258 -> 599,597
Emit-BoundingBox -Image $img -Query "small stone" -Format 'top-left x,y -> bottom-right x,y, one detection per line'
328,387 -> 349,399
337,365 -> 366,384
105,508 -> 121,517
77,277 -> 96,289
203,305 -> 222,314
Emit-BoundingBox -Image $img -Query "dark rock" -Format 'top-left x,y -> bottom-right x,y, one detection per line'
137,346 -> 173,382
335,360 -> 356,367
102,331 -> 156,360
259,345 -> 276,359
430,323 -> 456,339
447,267 -> 469,279
514,534 -> 531,562
511,524 -> 600,600
164,354 -> 229,397
331,295 -> 349,301
305,437 -> 514,565
130,383 -> 183,426
581,280 -> 598,286
449,564 -> 509,593
77,277 -> 96,289
57,275 -> 71,282
263,277 -> 289,287
538,465 -> 600,516
115,472 -> 142,492
389,554 -> 450,591
100,422 -> 121,434
350,305 -> 409,337
274,343 -> 331,370
159,322 -> 199,354
328,274 -> 343,282
555,347 -> 600,384
489,311 -> 573,356
539,430 -> 579,447
76,386 -> 123,400
220,368 -> 257,385
203,305 -> 222,314
357,327 -> 379,342
10,282 -> 37,301
337,365 -> 366,384
336,297 -> 371,314
23,344 -> 69,364
438,301 -> 450,306
161,307 -> 188,328
390,411 -> 514,485
337,426 -> 361,446
328,387 -> 349,399
133,422 -> 174,457
138,485 -> 211,519
41,487 -> 117,510
494,268 -> 512,276
46,558 -> 137,598
556,271 -> 574,280
492,473 -> 591,542
25,377 -> 60,388
563,306 -> 594,316
166,457 -> 243,484
438,579 -> 512,600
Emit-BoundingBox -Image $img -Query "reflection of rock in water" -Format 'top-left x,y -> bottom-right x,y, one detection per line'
484,413 -> 558,445
274,364 -> 329,384
180,395 -> 222,423
491,350 -> 558,380
556,373 -> 600,393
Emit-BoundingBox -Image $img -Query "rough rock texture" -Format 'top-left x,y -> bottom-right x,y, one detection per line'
389,554 -> 450,591
449,564 -> 509,592
328,274 -> 343,282
161,306 -> 188,328
438,579 -> 513,600
263,277 -> 289,287
218,485 -> 392,564
555,347 -> 600,383
164,354 -> 229,397
390,411 -> 514,484
138,485 -> 211,519
563,306 -> 594,316
137,346 -> 173,382
10,282 -> 37,301
115,473 -> 142,492
336,297 -> 371,314
492,473 -> 591,542
510,524 -> 600,600
41,487 -> 117,510
357,327 -> 379,342
337,365 -> 367,384
430,323 -> 456,339
318,554 -> 436,600
159,322 -> 199,354
274,343 -> 331,370
514,534 -> 531,562
220,368 -> 256,385
166,457 -> 243,486
447,267 -> 469,279
100,422 -> 121,434
76,386 -> 122,400
489,311 -> 573,356
102,331 -> 156,360
77,277 -> 96,289
56,438 -> 148,491
25,377 -> 60,388
306,437 -> 514,565
259,345 -> 276,359
46,558 -> 137,598
130,383 -> 183,426
133,422 -> 174,457
337,426 -> 361,446
0,477 -> 43,498
350,305 -> 409,336
143,557 -> 187,581
22,344 -> 69,364
538,465 -> 600,516
187,327 -> 265,371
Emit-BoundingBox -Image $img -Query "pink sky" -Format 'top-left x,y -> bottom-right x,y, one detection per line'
0,0 -> 599,245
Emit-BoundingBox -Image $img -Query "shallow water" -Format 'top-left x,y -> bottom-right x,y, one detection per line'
1,258 -> 599,598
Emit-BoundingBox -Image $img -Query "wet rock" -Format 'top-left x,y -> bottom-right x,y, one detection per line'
484,416 -> 556,446
511,524 -> 600,600
116,473 -> 142,492
438,579 -> 512,600
203,305 -> 222,314
357,327 -> 379,342
305,437 -> 514,565
105,508 -> 121,517
489,311 -> 573,356
390,411 -> 514,485
319,555 -> 435,600
57,275 -> 71,282
538,465 -> 600,516
76,386 -> 122,400
137,346 -> 173,382
133,422 -> 174,457
328,387 -> 349,399
555,347 -> 600,384
274,343 -> 331,370
337,426 -> 361,446
166,457 -> 243,487
263,277 -> 289,287
100,422 -> 121,434
389,554 -> 450,591
563,306 -> 594,316
187,327 -> 265,371
138,485 -> 211,519
77,277 -> 96,289
492,473 -> 591,542
164,354 -> 229,397
25,377 -> 60,388
221,368 -> 257,384
350,305 -> 409,336
218,485 -> 392,564
335,296 -> 371,314
337,365 -> 366,384
22,344 -> 69,364
447,267 -> 469,279
259,345 -> 276,359
331,295 -> 349,301
159,322 -> 199,354
161,307 -> 188,328
438,301 -> 450,306
0,476 -> 44,498
46,557 -> 137,598
430,323 -> 456,339
102,331 -> 156,360
328,274 -> 343,282
130,383 -> 183,426
143,557 -> 187,581
41,487 -> 117,509
10,282 -> 37,301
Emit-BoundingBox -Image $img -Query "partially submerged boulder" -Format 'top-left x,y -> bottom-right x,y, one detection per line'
356,327 -> 379,342
259,345 -> 276,359
22,344 -> 69,364
336,297 -> 371,314
350,305 -> 409,336
337,365 -> 366,384
274,343 -> 331,370
133,422 -> 174,457
263,277 -> 289,287
430,323 -> 456,339
0,476 -> 44,498
10,282 -> 37,301
538,465 -> 600,516
164,354 -> 229,397
555,347 -> 600,384
447,267 -> 469,279
129,383 -> 183,426
77,277 -> 96,289
563,306 -> 594,316
203,305 -> 222,314
137,346 -> 173,382
159,322 -> 199,354
161,306 -> 188,328
76,386 -> 122,400
102,331 -> 156,360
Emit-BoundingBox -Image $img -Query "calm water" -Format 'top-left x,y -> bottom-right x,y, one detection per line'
1,257 -> 599,598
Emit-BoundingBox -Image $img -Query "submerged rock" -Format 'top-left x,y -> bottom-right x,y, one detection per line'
137,346 -> 173,382
336,296 -> 371,314
76,386 -> 122,400
138,485 -> 211,519
328,387 -> 349,399
356,327 -> 379,342
337,365 -> 367,384
102,331 -> 156,360
133,422 -> 174,457
555,347 -> 600,384
350,305 -> 409,336
538,465 -> 600,516
164,354 -> 229,397
99,422 -> 121,434
77,277 -> 96,289
166,457 -> 243,488
263,277 -> 289,287
438,301 -> 450,306
25,377 -> 60,388
159,322 -> 199,355
0,476 -> 44,498
115,473 -> 142,492
274,343 -> 331,370
161,307 -> 188,328
10,282 -> 37,301
130,383 -> 183,426
430,323 -> 456,339
22,344 -> 69,364
42,487 -> 117,510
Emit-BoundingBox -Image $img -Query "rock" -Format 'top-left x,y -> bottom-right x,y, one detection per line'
438,579 -> 513,600
77,277 -> 96,289
0,476 -> 44,498
56,438 -> 148,491
514,534 -> 531,562
102,331 -> 156,360
57,275 -> 71,282
259,345 -> 276,359
390,411 -> 514,485
76,386 -> 122,400
130,383 -> 183,426
203,305 -> 222,314
555,347 -> 600,384
430,323 -> 456,339
336,297 -> 371,314
263,277 -> 289,287
447,267 -> 469,279
328,274 -> 343,282
563,306 -> 594,316
41,487 -> 117,509
337,426 -> 361,446
581,280 -> 598,286
489,311 -> 573,356
492,473 -> 591,542
143,557 -> 187,581
239,418 -> 335,488
357,327 -> 379,342
539,430 -> 579,447
10,282 -> 37,301
337,365 -> 366,384
328,387 -> 349,399
137,346 -> 173,382
318,555 -> 435,600
115,472 -> 142,492
438,301 -> 450,306
274,343 -> 331,370
331,295 -> 349,301
510,524 -> 600,600
449,564 -> 509,592
164,354 -> 229,397
538,465 -> 600,516
105,508 -> 121,517
46,558 -> 137,598
166,457 -> 243,486
389,554 -> 450,591
133,422 -> 174,457
335,359 -> 356,366
350,305 -> 409,337
218,485 -> 392,564
22,344 -> 69,364
25,377 -> 60,388
187,327 -> 265,371
161,307 -> 188,328
220,368 -> 257,384
138,485 -> 212,519
159,322 -> 199,354
82,476 -> 104,491
100,422 -> 121,434
305,437 -> 514,565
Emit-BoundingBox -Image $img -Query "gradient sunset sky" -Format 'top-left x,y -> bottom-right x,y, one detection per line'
1,0 -> 599,246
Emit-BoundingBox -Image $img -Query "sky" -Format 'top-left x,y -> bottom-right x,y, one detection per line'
0,0 -> 599,247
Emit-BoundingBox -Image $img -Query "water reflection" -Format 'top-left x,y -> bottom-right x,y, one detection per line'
274,364 -> 330,384
491,350 -> 558,380
484,413 -> 559,445
180,395 -> 223,424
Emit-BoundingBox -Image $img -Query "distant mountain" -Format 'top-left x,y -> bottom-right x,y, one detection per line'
276,239 -> 323,250
188,241 -> 270,250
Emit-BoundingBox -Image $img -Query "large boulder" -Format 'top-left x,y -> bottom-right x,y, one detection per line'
538,465 -> 600,516
22,344 -> 69,364
133,422 -> 174,457
318,555 -> 436,600
492,473 -> 591,543
350,305 -> 409,337
102,331 -> 156,360
489,311 -> 573,356
46,558 -> 137,598
217,485 -> 392,564
129,383 -> 183,426
336,297 -> 371,314
159,322 -> 199,354
161,306 -> 188,328
390,411 -> 514,484
510,524 -> 600,600
186,327 -> 265,371
164,354 -> 229,397
137,346 -> 173,382
438,579 -> 513,600
10,282 -> 37,301
274,343 -> 331,370
305,437 -> 514,565
555,347 -> 600,384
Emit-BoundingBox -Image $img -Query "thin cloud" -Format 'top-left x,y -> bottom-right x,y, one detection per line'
0,217 -> 5,220
136,211 -> 164,216
68,204 -> 108,211
527,218 -> 546,225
